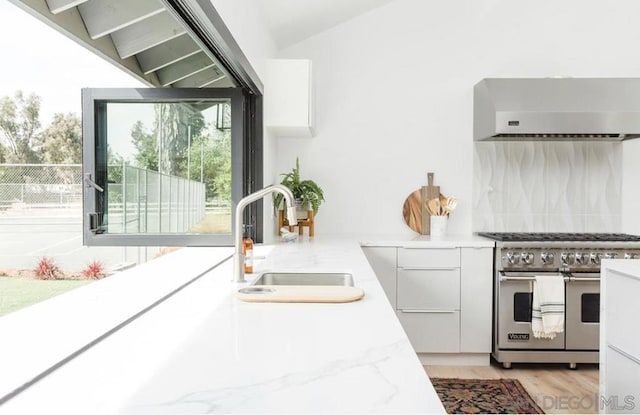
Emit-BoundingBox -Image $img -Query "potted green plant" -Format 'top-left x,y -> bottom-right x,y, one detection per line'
273,157 -> 325,220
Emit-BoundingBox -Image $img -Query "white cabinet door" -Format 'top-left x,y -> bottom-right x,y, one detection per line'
265,59 -> 314,137
397,269 -> 460,310
361,247 -> 397,309
460,247 -> 493,353
397,310 -> 460,353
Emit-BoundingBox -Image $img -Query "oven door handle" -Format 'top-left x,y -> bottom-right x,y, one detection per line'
499,271 -> 600,282
565,272 -> 601,282
499,271 -> 566,282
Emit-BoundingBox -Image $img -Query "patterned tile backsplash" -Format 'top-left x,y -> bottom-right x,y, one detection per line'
473,142 -> 622,232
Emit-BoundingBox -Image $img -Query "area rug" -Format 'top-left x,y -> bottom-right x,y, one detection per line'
430,378 -> 544,414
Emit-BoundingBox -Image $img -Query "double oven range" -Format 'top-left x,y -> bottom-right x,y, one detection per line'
478,232 -> 640,369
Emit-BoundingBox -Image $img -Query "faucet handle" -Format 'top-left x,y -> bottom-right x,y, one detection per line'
286,204 -> 298,225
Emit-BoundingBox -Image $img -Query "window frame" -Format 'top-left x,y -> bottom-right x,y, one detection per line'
82,87 -> 245,246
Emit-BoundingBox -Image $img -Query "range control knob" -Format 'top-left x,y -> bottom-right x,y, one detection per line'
604,253 -> 619,260
506,252 -> 520,265
590,252 -> 602,265
575,252 -> 589,265
541,252 -> 555,265
624,253 -> 638,260
561,252 -> 575,266
521,252 -> 534,265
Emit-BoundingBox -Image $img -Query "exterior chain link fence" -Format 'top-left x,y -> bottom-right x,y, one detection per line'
0,164 -> 82,213
0,164 -> 210,234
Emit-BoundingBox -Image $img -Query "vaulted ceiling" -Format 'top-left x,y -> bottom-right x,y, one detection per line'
255,0 -> 394,49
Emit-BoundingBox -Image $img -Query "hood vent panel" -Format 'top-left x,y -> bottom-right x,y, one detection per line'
474,78 -> 640,142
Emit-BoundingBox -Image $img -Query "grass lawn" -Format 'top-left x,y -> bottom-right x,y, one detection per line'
189,212 -> 231,233
0,277 -> 93,317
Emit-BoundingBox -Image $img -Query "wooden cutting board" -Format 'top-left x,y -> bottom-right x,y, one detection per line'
403,172 -> 440,235
236,286 -> 365,303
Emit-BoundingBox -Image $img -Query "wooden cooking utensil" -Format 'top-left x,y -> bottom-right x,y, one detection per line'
426,198 -> 441,216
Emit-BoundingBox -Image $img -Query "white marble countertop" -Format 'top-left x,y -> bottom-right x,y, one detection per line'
359,233 -> 495,248
0,237 -> 445,414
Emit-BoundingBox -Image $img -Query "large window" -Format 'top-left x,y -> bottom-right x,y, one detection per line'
82,88 -> 247,246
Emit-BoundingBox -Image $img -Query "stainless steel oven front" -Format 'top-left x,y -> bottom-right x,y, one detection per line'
497,271 -> 566,350
479,232 -> 640,369
497,271 -> 600,353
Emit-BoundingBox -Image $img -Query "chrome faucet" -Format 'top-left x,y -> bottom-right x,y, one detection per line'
234,185 -> 297,282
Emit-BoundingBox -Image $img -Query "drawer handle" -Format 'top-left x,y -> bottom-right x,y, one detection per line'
399,267 -> 459,271
401,247 -> 459,250
608,345 -> 640,365
400,309 -> 457,314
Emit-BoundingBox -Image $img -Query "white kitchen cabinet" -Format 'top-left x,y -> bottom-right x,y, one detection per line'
600,261 -> 640,414
363,240 -> 493,364
362,247 -> 396,309
460,247 -> 493,353
265,59 -> 314,138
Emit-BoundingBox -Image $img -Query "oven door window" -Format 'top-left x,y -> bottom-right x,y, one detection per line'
581,293 -> 600,323
513,292 -> 533,322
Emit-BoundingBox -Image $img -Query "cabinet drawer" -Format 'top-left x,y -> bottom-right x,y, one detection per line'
603,346 -> 640,412
397,269 -> 460,310
606,271 -> 640,360
398,248 -> 460,268
397,310 -> 460,353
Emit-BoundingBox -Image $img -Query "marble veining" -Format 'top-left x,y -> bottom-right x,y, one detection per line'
127,340 -> 409,414
473,142 -> 622,232
0,239 -> 445,414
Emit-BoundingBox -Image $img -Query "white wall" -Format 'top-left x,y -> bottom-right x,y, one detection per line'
275,0 -> 640,235
209,0 -> 281,240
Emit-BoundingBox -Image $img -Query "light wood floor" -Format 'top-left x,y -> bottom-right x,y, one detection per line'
425,361 -> 599,414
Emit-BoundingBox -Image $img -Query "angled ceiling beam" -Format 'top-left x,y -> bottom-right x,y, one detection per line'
111,11 -> 186,59
45,0 -> 88,14
78,0 -> 165,39
156,52 -> 215,86
136,33 -> 200,74
172,66 -> 224,88
163,0 -> 260,93
206,76 -> 235,88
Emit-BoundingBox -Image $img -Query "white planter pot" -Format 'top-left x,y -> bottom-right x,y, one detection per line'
295,201 -> 311,220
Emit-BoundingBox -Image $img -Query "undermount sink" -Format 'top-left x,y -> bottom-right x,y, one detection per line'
251,272 -> 354,287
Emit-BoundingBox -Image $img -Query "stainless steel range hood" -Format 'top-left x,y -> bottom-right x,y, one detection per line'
474,78 -> 640,141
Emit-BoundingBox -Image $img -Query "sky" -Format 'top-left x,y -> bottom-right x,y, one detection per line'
0,1 -> 145,126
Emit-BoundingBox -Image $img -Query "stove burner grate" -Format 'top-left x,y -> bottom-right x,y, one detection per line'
477,232 -> 640,242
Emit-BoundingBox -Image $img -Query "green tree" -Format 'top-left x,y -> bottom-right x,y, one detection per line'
0,91 -> 41,163
40,112 -> 81,163
130,102 -> 230,202
186,130 -> 231,202
130,121 -> 157,170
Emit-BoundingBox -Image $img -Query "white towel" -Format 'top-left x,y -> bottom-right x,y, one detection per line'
531,275 -> 565,339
